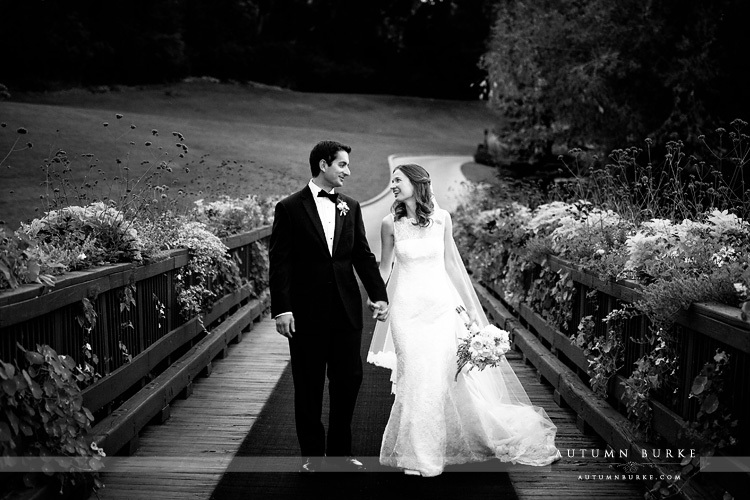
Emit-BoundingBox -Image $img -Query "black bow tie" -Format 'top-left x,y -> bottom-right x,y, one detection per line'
317,190 -> 338,203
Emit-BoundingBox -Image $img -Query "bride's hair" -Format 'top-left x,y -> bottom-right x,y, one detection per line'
391,164 -> 434,227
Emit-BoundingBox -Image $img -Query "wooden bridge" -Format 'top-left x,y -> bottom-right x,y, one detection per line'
2,156 -> 746,499
82,310 -> 646,500
1,220 -> 743,499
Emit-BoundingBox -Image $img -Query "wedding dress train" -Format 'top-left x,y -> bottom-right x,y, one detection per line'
368,209 -> 560,477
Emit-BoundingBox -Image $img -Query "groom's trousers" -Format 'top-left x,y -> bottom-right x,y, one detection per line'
288,307 -> 363,458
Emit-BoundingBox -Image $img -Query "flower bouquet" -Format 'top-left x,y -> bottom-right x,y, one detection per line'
455,305 -> 511,381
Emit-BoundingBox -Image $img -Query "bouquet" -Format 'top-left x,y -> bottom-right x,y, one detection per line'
455,305 -> 511,381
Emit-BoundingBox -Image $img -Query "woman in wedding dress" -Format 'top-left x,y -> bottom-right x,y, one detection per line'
367,164 -> 560,477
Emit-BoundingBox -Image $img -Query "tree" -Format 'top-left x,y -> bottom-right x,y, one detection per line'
481,0 -> 750,164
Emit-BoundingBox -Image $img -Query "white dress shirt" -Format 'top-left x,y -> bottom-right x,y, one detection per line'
275,180 -> 336,320
307,179 -> 336,256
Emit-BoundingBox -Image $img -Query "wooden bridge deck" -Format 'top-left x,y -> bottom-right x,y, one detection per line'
89,314 -> 645,500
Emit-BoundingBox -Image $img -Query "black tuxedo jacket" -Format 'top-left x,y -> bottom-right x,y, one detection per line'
269,186 -> 387,331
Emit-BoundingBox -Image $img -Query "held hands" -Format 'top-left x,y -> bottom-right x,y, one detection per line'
367,299 -> 389,322
275,314 -> 295,339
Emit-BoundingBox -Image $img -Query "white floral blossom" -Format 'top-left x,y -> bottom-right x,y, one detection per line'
19,202 -> 144,265
711,246 -> 738,267
337,200 -> 350,216
455,306 -> 510,380
192,194 -> 282,236
706,209 -> 749,238
526,201 -> 574,234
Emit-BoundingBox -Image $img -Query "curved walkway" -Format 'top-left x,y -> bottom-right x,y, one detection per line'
362,155 -> 473,261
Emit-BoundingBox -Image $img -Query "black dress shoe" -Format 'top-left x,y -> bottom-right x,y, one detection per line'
299,457 -> 324,472
326,456 -> 367,472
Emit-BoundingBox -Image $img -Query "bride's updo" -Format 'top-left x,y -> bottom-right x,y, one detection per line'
392,164 -> 434,227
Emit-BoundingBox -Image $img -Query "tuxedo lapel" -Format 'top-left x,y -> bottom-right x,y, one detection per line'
299,187 -> 329,254
332,199 -> 345,256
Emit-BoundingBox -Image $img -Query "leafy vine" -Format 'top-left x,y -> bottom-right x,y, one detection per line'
526,265 -> 574,332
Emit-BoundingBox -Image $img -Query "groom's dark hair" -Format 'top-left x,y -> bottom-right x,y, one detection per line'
309,140 -> 351,177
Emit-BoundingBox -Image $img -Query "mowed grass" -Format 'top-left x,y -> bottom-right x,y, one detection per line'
0,81 -> 498,228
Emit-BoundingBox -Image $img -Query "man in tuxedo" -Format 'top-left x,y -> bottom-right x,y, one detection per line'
269,140 -> 389,472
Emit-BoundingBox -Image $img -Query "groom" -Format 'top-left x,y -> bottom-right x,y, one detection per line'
269,140 -> 389,472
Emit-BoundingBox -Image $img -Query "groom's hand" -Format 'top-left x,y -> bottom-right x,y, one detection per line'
275,314 -> 295,338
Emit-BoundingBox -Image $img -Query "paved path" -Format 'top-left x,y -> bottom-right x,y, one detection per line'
362,155 -> 473,261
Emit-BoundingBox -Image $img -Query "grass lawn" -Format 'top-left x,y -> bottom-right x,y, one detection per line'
0,81 -> 499,228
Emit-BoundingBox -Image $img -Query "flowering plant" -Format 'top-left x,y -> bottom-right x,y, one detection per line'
454,305 -> 510,381
174,221 -> 241,318
337,200 -> 349,216
19,202 -> 143,270
193,194 -> 281,237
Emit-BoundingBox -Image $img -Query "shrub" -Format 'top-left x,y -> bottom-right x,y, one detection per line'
0,344 -> 104,496
193,194 -> 281,237
452,140 -> 749,443
19,202 -> 143,270
174,221 -> 241,319
0,229 -> 55,290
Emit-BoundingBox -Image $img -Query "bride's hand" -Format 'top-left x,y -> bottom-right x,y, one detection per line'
468,309 -> 479,325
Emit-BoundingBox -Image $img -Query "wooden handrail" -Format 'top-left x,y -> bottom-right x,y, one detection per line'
542,254 -> 750,353
0,226 -> 271,330
474,279 -> 719,500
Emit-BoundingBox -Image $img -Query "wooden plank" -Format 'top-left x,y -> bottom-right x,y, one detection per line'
477,278 -> 590,373
0,263 -> 133,306
546,256 -> 642,304
0,249 -> 189,308
222,226 -> 272,250
82,318 -> 201,413
90,318 -> 287,500
202,284 -> 254,326
0,225 -> 276,328
545,255 -> 750,352
90,299 -> 262,455
517,302 -> 590,372
0,250 -> 189,329
692,301 -> 750,331
674,307 -> 750,354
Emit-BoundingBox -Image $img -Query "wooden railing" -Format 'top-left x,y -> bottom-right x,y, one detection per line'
0,225 -> 272,458
473,254 -> 749,500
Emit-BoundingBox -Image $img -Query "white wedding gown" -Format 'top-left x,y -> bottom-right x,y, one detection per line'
369,209 -> 560,477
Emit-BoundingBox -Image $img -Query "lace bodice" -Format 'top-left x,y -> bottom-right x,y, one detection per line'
392,210 -> 446,275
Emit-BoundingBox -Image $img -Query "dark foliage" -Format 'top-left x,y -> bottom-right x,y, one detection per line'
481,0 -> 750,165
0,0 -> 494,99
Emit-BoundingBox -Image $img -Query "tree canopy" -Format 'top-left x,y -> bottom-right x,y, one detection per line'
0,0 -> 494,99
481,0 -> 750,163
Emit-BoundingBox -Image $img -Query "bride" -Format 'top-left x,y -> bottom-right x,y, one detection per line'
367,163 -> 561,477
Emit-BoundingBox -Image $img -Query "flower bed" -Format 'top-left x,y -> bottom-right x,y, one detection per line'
453,178 -> 750,498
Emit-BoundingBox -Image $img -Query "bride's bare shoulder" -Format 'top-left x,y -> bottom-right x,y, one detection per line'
434,208 -> 451,222
381,213 -> 395,230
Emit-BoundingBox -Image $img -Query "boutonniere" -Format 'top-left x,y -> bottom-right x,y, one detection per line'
337,200 -> 350,216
